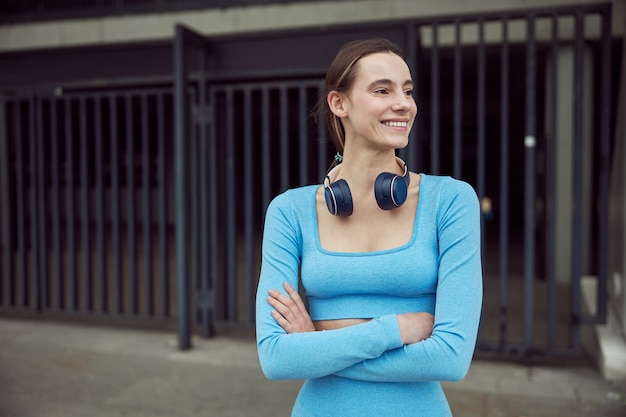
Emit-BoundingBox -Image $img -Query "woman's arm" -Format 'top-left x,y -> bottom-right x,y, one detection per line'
255,192 -> 405,380
334,179 -> 483,382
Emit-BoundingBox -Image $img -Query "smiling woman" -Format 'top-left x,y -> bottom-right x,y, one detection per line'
255,38 -> 483,417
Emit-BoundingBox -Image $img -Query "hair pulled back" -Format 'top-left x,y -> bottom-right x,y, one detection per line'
318,38 -> 406,157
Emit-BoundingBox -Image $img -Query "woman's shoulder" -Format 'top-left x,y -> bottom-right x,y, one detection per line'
420,173 -> 477,195
266,184 -> 319,217
270,184 -> 318,205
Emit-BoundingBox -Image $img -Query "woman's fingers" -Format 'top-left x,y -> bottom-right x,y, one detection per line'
267,290 -> 294,319
283,282 -> 306,311
267,283 -> 316,333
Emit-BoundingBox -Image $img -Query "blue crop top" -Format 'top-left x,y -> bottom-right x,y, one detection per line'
255,174 -> 483,417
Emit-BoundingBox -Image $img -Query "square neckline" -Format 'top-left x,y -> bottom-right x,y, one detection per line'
313,173 -> 425,256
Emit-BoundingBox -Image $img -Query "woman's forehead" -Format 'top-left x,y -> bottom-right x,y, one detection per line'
354,52 -> 412,83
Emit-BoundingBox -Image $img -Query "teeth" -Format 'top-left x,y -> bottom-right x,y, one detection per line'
382,121 -> 407,128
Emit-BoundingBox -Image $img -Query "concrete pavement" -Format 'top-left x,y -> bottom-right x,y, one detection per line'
0,317 -> 624,417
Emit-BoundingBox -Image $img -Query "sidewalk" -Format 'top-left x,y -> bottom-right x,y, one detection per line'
0,317 -> 624,417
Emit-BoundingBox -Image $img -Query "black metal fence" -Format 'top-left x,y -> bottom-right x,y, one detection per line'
0,2 -> 616,358
173,3 -> 615,356
0,89 -> 177,326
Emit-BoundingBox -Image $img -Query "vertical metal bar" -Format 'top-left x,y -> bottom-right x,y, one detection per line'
36,95 -> 48,311
570,10 -> 584,351
298,85 -> 308,186
110,94 -> 122,314
15,100 -> 25,308
156,92 -> 169,318
243,87 -> 255,323
261,86 -> 271,210
279,86 -> 289,191
225,87 -> 236,321
94,95 -> 106,313
28,96 -> 39,310
141,93 -> 153,315
431,23 -> 440,175
547,13 -> 559,348
80,96 -> 91,312
65,97 -> 77,310
188,88 -> 198,328
412,25 -> 425,172
198,54 -> 211,336
50,98 -> 62,311
93,95 -> 107,312
477,19 -> 486,237
126,93 -> 137,315
0,97 -> 12,307
593,4 -> 611,324
174,25 -> 191,349
404,23 -> 417,168
453,20 -> 463,179
317,82 -> 327,179
523,13 -> 537,352
499,17 -> 510,348
207,86 -> 218,329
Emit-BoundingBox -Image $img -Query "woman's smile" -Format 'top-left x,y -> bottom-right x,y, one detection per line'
381,120 -> 409,129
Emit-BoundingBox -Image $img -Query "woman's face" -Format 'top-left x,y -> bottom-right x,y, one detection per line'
340,52 -> 417,152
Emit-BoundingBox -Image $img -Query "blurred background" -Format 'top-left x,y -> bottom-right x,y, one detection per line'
0,0 -> 625,383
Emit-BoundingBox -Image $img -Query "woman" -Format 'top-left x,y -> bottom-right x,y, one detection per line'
255,38 -> 482,416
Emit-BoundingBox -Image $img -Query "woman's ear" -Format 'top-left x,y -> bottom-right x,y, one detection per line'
327,91 -> 348,118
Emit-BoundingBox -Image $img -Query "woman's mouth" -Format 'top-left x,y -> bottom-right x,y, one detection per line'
381,121 -> 408,128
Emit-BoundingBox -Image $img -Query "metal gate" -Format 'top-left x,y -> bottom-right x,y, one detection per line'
0,88 -> 178,327
174,3 -> 613,357
0,2 -> 613,359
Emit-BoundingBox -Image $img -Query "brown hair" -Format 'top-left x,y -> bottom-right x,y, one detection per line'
316,38 -> 406,157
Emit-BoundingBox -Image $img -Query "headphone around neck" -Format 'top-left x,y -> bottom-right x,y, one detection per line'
323,157 -> 411,217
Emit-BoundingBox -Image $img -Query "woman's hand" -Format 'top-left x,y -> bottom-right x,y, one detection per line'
396,312 -> 434,345
267,282 -> 316,334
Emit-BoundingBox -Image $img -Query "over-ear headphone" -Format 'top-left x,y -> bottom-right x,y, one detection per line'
324,157 -> 410,216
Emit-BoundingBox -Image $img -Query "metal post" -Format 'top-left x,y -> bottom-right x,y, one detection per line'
453,20 -> 462,179
50,98 -> 62,311
110,94 -> 122,314
547,13 -> 559,348
141,93 -> 153,316
244,87 -> 255,324
499,17 -> 510,349
570,10 -> 584,351
79,96 -> 91,312
430,23 -> 440,175
225,87 -> 236,321
592,3 -> 611,325
175,24 -> 192,350
94,96 -> 107,313
404,23 -> 417,169
157,92 -> 169,318
523,14 -> 537,353
125,93 -> 137,314
0,97 -> 11,307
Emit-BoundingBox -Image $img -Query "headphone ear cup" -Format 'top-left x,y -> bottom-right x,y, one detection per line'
324,179 -> 353,216
374,172 -> 408,210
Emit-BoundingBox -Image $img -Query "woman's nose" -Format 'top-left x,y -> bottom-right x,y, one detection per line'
393,93 -> 414,112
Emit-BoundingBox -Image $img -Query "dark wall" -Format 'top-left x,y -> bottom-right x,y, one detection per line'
0,41 -> 173,90
0,21 -> 414,91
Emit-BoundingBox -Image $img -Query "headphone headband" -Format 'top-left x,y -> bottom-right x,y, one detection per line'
325,157 -> 409,185
323,157 -> 410,216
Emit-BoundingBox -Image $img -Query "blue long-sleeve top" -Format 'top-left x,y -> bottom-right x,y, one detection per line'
256,174 -> 483,417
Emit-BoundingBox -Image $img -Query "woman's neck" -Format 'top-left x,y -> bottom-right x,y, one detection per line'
336,150 -> 401,191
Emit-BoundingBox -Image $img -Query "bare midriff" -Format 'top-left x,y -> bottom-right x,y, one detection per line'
313,318 -> 372,331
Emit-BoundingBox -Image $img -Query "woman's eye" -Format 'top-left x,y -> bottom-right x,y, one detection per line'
404,90 -> 414,97
374,88 -> 388,94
